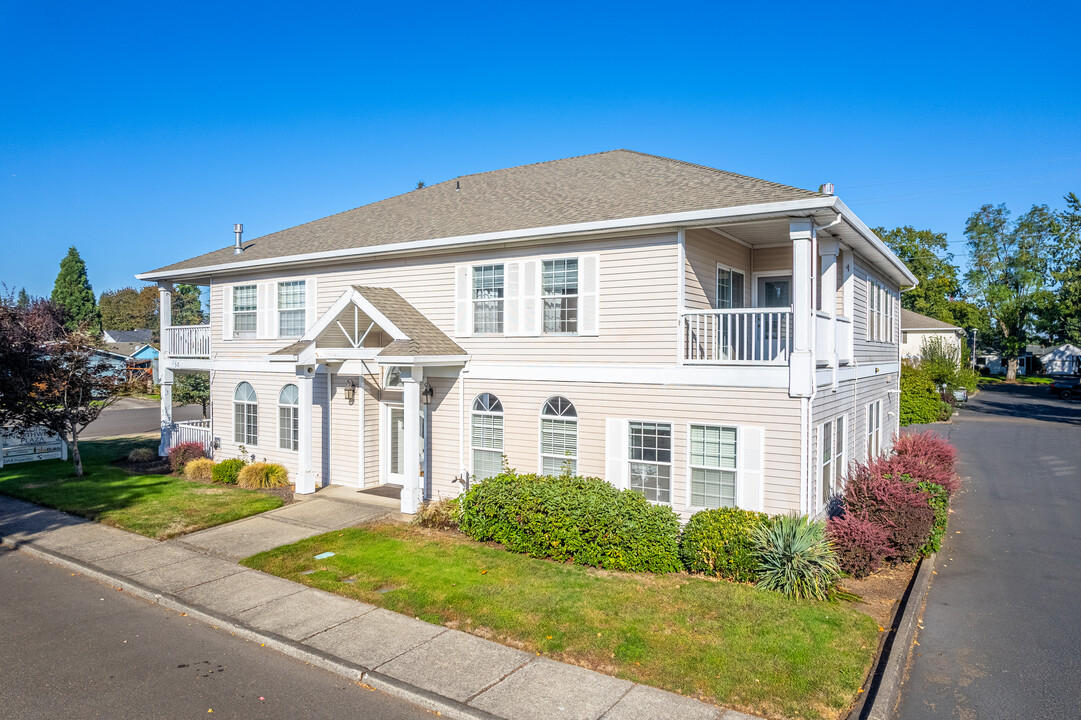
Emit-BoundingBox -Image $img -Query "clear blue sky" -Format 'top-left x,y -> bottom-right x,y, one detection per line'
2,1 -> 1079,299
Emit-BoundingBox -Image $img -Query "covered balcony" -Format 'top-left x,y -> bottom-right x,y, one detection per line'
165,324 -> 211,358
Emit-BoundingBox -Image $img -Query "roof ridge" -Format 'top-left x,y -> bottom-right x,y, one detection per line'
620,150 -> 822,198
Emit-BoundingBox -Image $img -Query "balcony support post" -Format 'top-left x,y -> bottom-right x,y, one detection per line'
789,220 -> 814,398
157,283 -> 174,456
819,237 -> 839,371
296,365 -> 316,494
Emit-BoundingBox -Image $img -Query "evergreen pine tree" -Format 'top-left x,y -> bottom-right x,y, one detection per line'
16,288 -> 30,309
51,246 -> 102,334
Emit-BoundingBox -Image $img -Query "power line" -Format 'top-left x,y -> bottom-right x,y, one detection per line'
844,154 -> 1081,191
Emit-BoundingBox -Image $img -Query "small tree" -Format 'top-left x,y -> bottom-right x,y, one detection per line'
173,372 -> 210,418
920,336 -> 961,389
51,246 -> 102,335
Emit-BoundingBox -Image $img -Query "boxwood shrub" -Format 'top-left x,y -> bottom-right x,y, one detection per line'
679,507 -> 769,582
457,471 -> 682,573
212,458 -> 246,485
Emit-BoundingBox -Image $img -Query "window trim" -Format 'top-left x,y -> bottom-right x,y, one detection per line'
866,400 -> 882,459
233,381 -> 258,447
278,384 -> 299,451
540,258 -> 580,335
470,393 -> 505,481
471,264 -> 505,336
277,280 -> 307,338
818,414 -> 847,509
232,284 -> 258,339
685,422 -> 739,511
715,262 -> 746,310
538,396 -> 578,475
627,419 -> 674,505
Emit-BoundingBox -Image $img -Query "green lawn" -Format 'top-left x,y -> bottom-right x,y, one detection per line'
243,524 -> 879,719
0,436 -> 281,539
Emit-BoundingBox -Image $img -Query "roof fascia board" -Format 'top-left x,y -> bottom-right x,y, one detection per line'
833,198 -> 919,287
135,197 -> 839,282
374,355 -> 470,366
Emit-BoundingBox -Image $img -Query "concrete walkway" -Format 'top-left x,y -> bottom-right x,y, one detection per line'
0,495 -> 754,720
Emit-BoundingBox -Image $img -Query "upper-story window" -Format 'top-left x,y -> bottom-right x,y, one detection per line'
716,265 -> 745,309
542,259 -> 578,334
233,285 -> 257,337
472,265 -> 504,334
867,279 -> 894,342
278,281 -> 306,337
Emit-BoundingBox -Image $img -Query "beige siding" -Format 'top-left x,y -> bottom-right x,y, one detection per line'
853,255 -> 900,364
750,246 -> 791,275
211,370 -> 306,480
683,229 -> 751,310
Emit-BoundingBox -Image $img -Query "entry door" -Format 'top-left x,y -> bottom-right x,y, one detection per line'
384,405 -> 425,486
756,275 -> 792,308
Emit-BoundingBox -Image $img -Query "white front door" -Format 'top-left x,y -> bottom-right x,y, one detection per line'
383,404 -> 425,486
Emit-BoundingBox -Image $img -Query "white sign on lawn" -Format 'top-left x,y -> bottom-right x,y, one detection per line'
0,426 -> 68,468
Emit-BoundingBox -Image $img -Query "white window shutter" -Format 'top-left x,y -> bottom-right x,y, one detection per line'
736,425 -> 765,512
605,418 -> 629,489
222,286 -> 233,340
305,277 -> 317,334
504,262 -> 520,335
579,254 -> 599,336
521,260 -> 539,335
455,265 -> 472,338
256,282 -> 275,339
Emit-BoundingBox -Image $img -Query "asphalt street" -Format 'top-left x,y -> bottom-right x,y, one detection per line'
83,397 -> 204,439
895,384 -> 1081,719
0,546 -> 432,720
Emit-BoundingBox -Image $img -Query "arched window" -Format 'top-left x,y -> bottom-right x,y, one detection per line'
278,384 -> 299,451
471,393 -> 504,482
385,366 -> 403,388
540,396 -> 577,475
233,382 -> 258,446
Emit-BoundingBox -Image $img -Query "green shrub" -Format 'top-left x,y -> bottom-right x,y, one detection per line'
184,457 -> 215,481
918,481 -> 949,555
457,471 -> 682,573
212,458 -> 246,485
752,514 -> 840,600
127,447 -> 157,463
413,497 -> 461,529
680,507 -> 769,582
900,363 -> 941,426
237,462 -> 289,488
937,401 -> 954,422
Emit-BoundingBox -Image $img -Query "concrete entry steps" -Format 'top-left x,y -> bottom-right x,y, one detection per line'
0,495 -> 758,720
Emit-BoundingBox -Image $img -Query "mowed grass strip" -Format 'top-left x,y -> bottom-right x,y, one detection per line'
243,524 -> 879,719
0,437 -> 282,539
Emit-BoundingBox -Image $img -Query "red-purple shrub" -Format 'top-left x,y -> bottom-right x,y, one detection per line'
168,441 -> 206,473
875,453 -> 960,496
843,462 -> 935,563
893,431 -> 956,472
827,512 -> 891,579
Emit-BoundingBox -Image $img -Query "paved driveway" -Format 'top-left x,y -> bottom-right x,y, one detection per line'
895,384 -> 1081,719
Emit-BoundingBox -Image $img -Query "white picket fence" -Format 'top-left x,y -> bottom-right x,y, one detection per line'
171,419 -> 213,456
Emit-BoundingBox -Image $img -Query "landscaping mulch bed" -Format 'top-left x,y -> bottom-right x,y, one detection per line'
840,562 -> 918,629
113,457 -> 295,504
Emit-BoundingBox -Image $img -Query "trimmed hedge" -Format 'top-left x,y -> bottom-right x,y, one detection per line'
457,471 -> 682,573
212,458 -> 246,485
918,481 -> 949,555
893,431 -> 957,474
680,507 -> 769,582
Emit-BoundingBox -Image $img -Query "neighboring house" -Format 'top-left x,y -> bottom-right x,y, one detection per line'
100,338 -> 160,385
103,329 -> 153,344
1037,344 -> 1081,375
900,309 -> 965,363
976,345 -> 1043,376
137,150 -> 915,518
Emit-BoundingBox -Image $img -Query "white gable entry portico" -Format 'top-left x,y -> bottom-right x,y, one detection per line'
269,286 -> 467,514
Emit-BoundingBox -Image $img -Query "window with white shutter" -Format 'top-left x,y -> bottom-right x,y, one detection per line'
689,424 -> 738,509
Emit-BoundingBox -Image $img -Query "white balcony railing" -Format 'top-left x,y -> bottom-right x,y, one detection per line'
171,419 -> 213,457
836,316 -> 853,365
682,308 -> 792,364
166,325 -> 210,358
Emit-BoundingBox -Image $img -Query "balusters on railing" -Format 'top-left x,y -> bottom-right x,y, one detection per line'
681,309 -> 792,364
166,326 -> 211,358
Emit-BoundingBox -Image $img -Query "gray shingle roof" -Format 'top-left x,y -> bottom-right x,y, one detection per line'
901,309 -> 962,331
105,329 -> 152,343
353,286 -> 466,358
146,150 -> 822,275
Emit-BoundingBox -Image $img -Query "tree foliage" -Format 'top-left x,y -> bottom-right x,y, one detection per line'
877,226 -> 961,322
173,372 -> 210,418
1046,192 -> 1081,345
172,284 -> 207,326
51,246 -> 102,335
100,286 -> 159,332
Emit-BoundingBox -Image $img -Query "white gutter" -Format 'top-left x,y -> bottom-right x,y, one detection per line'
832,198 -> 919,287
136,197 -> 840,282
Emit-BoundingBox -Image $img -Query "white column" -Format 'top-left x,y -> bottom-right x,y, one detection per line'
157,283 -> 174,456
789,220 -> 814,398
296,366 -> 316,494
819,237 -> 839,369
400,368 -> 422,514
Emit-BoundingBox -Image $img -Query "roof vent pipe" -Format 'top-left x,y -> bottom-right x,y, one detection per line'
819,183 -> 835,196
233,223 -> 244,254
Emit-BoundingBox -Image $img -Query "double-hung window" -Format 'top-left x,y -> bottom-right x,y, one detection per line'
716,266 -> 745,309
278,384 -> 299,451
542,259 -> 578,334
866,401 -> 881,459
689,424 -> 737,509
233,285 -> 257,337
234,382 -> 258,445
278,281 -> 306,337
472,265 -> 504,334
540,396 -> 577,475
471,393 -> 504,481
629,422 -> 672,503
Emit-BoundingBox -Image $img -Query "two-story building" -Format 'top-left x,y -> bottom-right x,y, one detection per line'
138,150 -> 914,519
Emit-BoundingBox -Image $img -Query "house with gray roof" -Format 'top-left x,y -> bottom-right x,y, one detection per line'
900,309 -> 966,363
139,150 -> 915,517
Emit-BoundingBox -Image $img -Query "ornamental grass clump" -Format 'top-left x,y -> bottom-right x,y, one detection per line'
751,513 -> 839,600
237,462 -> 290,489
412,497 -> 461,530
457,470 -> 682,573
168,441 -> 206,474
826,511 -> 891,579
679,507 -> 769,582
127,447 -> 157,463
184,457 -> 214,481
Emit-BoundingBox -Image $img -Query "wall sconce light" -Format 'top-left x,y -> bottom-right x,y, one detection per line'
344,379 -> 357,405
421,380 -> 434,406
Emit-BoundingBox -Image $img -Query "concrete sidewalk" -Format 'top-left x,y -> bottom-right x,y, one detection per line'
0,496 -> 754,720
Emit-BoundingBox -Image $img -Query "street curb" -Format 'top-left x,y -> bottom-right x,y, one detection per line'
862,552 -> 936,720
0,535 -> 506,720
